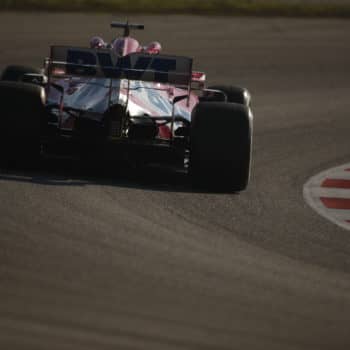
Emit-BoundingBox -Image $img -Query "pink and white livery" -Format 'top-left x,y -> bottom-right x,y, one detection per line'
0,21 -> 253,191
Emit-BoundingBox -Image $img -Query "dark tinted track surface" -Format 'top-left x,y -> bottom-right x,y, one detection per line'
1,13 -> 350,350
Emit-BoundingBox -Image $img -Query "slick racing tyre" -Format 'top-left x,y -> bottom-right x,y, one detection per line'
208,85 -> 251,106
190,102 -> 253,192
1,65 -> 42,82
0,81 -> 45,166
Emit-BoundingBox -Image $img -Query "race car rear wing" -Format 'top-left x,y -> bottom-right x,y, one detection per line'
48,46 -> 193,87
111,21 -> 144,37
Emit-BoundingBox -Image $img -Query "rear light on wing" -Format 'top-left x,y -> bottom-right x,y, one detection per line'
191,71 -> 206,82
52,67 -> 66,76
191,71 -> 206,89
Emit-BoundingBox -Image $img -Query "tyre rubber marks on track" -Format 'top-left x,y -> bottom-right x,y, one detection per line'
303,163 -> 350,230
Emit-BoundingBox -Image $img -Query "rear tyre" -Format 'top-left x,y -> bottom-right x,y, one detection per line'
208,85 -> 251,106
190,102 -> 253,192
0,81 -> 45,167
1,65 -> 41,82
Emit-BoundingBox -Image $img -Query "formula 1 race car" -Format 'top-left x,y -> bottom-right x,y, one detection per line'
0,21 -> 253,191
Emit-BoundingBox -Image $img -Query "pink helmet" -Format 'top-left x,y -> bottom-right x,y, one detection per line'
90,36 -> 106,49
143,41 -> 162,55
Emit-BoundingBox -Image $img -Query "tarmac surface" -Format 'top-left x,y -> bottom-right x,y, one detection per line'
1,13 -> 350,350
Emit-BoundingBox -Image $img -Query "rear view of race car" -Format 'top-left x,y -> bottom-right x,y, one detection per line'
0,21 -> 253,192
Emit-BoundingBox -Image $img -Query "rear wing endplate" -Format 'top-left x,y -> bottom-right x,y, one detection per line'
48,46 -> 193,86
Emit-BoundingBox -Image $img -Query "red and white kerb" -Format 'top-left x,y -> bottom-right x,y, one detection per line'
304,163 -> 350,230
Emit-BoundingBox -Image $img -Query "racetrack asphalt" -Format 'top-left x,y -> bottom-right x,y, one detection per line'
1,13 -> 350,350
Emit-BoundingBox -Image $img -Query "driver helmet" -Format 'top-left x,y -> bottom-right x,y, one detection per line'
90,36 -> 106,49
